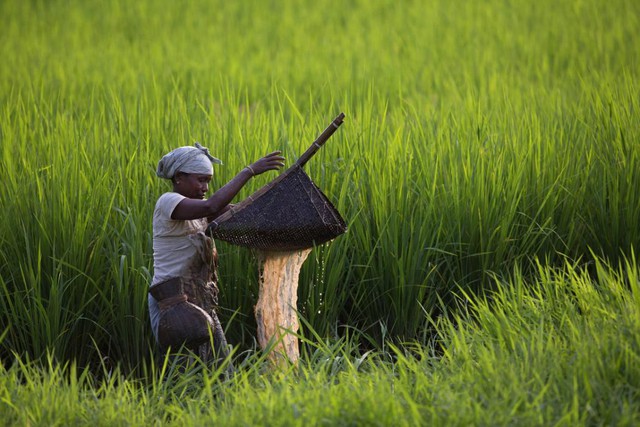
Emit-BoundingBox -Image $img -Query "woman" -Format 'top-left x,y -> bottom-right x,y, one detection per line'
149,142 -> 285,366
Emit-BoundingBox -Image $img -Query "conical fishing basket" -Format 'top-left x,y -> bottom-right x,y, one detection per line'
207,113 -> 347,251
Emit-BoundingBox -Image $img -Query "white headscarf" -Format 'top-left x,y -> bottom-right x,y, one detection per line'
156,142 -> 222,179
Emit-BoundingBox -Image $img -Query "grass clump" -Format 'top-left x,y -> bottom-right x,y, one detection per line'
2,258 -> 639,425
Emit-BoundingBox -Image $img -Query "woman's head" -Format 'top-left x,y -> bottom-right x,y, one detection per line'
156,142 -> 221,198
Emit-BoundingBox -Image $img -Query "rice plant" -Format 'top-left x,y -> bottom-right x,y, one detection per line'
2,258 -> 640,425
0,0 -> 638,400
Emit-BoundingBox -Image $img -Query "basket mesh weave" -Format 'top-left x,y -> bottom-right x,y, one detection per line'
207,166 -> 346,251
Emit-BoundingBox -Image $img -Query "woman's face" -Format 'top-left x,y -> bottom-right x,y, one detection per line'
174,172 -> 212,199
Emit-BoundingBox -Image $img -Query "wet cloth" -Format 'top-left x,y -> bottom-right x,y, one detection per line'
149,192 -> 207,340
149,192 -> 231,366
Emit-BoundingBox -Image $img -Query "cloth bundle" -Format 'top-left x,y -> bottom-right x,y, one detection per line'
149,277 -> 215,351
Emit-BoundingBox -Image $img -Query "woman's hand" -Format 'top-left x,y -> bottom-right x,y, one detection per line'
246,151 -> 286,176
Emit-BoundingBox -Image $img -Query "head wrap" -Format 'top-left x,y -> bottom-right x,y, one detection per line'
156,142 -> 222,179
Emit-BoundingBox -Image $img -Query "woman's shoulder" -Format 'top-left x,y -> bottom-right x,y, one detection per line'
154,192 -> 186,218
156,192 -> 185,206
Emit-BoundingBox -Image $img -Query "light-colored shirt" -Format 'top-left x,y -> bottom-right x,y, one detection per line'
151,192 -> 208,287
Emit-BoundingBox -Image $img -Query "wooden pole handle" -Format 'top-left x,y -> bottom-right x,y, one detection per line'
294,112 -> 345,168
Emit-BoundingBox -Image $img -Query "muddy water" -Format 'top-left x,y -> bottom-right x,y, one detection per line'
255,249 -> 312,365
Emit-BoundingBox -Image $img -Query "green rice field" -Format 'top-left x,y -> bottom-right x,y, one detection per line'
1,0 -> 639,424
